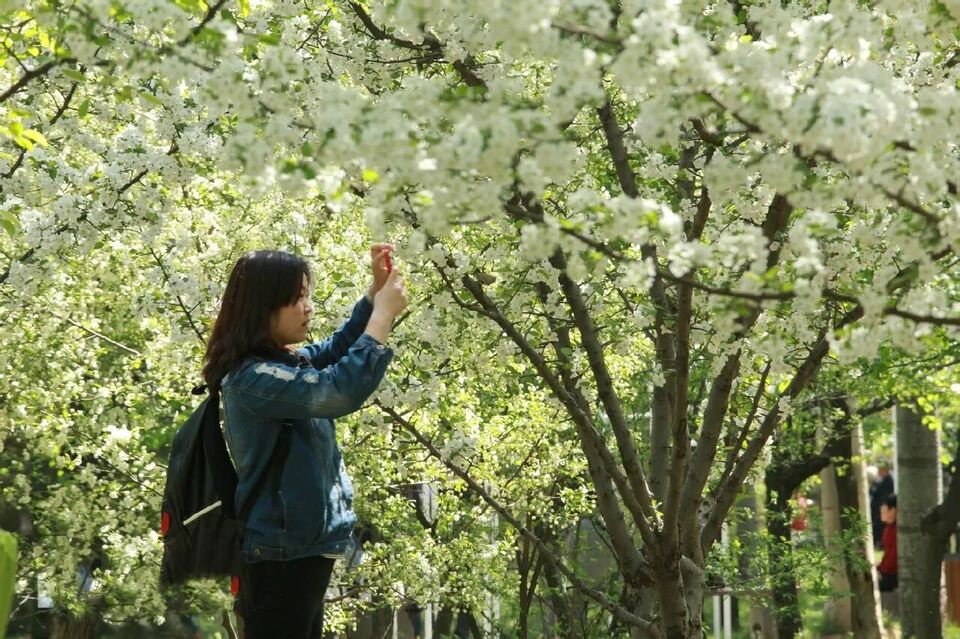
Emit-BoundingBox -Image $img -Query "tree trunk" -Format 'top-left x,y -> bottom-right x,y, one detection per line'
680,556 -> 704,638
896,404 -> 944,638
833,421 -> 884,639
51,614 -> 99,639
626,583 -> 661,639
650,383 -> 672,503
654,554 -> 691,639
819,463 -> 853,634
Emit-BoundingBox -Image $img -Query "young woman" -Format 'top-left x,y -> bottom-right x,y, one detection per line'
202,246 -> 407,638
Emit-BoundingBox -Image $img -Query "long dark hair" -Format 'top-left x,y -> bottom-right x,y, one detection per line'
203,250 -> 311,390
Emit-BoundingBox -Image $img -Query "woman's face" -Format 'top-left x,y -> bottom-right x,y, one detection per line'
270,274 -> 313,348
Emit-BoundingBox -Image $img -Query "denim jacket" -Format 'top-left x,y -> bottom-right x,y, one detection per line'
220,296 -> 392,562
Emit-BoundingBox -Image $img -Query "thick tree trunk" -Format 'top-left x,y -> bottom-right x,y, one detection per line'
819,463 -> 853,633
896,404 -> 944,639
680,556 -> 703,638
833,421 -> 884,639
654,553 -> 691,639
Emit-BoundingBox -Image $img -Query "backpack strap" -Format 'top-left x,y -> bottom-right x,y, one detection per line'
202,389 -> 238,517
237,420 -> 292,524
201,387 -> 293,525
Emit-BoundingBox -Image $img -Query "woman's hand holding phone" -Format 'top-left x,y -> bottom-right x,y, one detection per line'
368,244 -> 394,301
365,251 -> 407,344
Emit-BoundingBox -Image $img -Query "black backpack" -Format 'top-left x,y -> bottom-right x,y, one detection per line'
159,385 -> 290,590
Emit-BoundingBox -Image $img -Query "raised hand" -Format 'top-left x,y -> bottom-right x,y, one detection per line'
367,243 -> 394,300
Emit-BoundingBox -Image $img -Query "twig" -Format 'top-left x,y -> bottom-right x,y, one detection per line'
48,308 -> 142,356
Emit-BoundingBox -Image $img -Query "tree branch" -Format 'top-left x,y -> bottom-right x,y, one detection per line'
533,279 -> 660,556
180,0 -> 230,45
0,57 -> 75,104
546,250 -> 660,527
455,269 -> 653,579
701,307 -> 862,551
146,246 -> 206,345
379,403 -> 660,635
49,308 -> 141,356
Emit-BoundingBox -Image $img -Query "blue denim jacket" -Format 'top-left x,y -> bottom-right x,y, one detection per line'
220,297 -> 392,562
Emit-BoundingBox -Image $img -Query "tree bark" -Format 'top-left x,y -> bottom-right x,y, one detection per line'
819,463 -> 853,633
654,552 -> 690,639
51,614 -> 99,639
650,382 -> 672,504
737,483 -> 777,639
896,403 -> 944,639
833,420 -> 884,639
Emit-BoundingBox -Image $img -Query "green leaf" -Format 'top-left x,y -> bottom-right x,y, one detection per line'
78,98 -> 90,118
0,211 -> 20,236
300,162 -> 317,180
22,129 -> 48,146
239,0 -> 250,18
140,92 -> 163,106
12,136 -> 33,151
62,68 -> 85,82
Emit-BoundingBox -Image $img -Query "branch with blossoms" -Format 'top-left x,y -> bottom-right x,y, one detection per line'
698,244 -> 959,548
3,80 -> 79,181
0,57 -> 76,104
375,402 -> 661,636
145,246 -> 206,345
346,2 -> 486,89
436,257 -> 659,557
697,91 -> 948,229
0,140 -> 180,287
509,196 -> 960,329
397,198 -> 661,565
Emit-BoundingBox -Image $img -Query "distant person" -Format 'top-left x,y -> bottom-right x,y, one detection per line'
790,492 -> 809,533
877,494 -> 898,617
870,463 -> 894,549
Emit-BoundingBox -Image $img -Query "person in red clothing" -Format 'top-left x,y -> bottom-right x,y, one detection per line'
878,494 -> 898,590
877,494 -> 899,618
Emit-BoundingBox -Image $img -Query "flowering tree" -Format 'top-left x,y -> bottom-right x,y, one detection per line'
3,0 -> 960,637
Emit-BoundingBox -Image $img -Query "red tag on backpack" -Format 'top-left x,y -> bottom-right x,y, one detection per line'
161,511 -> 170,537
231,575 -> 240,596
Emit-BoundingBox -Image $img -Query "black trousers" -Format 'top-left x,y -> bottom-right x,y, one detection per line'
238,555 -> 336,639
879,571 -> 898,592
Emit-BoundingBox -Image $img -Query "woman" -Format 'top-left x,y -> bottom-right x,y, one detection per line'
877,493 -> 898,617
202,246 -> 407,638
